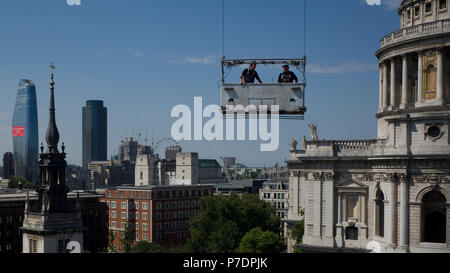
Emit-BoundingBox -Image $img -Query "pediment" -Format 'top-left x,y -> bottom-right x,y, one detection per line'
336,178 -> 368,189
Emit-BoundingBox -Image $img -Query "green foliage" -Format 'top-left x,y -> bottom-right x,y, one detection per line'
8,176 -> 34,189
237,228 -> 282,253
120,224 -> 134,253
186,193 -> 280,253
130,241 -> 165,253
108,230 -> 117,253
167,246 -> 192,253
290,209 -> 305,244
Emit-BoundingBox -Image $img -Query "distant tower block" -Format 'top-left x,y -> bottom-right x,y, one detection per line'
221,157 -> 236,169
118,137 -> 138,163
175,152 -> 199,185
12,80 -> 39,184
165,145 -> 182,161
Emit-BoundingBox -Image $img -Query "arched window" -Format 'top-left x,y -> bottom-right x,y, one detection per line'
375,189 -> 385,237
422,191 -> 447,243
424,64 -> 437,100
140,172 -> 143,180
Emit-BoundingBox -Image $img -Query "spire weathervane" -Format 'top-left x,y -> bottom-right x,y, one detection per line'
45,62 -> 60,153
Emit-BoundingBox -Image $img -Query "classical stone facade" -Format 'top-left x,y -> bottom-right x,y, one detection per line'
286,0 -> 450,253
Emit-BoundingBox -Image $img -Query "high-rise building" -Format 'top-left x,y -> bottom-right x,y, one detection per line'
165,145 -> 182,161
82,100 -> 107,173
2,152 -> 15,179
12,80 -> 39,184
118,137 -> 138,163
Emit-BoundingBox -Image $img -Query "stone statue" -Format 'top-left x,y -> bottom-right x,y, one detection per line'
302,136 -> 307,150
290,139 -> 298,153
308,124 -> 318,141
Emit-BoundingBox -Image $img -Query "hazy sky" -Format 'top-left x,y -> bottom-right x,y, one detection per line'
0,0 -> 401,167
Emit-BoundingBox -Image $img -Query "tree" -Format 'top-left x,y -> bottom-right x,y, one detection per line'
186,193 -> 280,253
8,176 -> 34,189
108,230 -> 117,253
237,228 -> 282,253
289,209 -> 305,244
130,241 -> 165,253
167,246 -> 192,253
120,223 -> 134,253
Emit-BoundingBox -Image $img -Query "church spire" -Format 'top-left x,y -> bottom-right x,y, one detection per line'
45,62 -> 60,153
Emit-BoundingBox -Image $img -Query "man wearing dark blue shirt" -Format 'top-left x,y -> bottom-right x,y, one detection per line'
240,62 -> 263,85
278,65 -> 299,83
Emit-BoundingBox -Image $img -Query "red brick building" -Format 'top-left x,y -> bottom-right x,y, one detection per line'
101,185 -> 214,251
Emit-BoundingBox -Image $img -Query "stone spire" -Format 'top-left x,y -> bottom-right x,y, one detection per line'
45,63 -> 60,154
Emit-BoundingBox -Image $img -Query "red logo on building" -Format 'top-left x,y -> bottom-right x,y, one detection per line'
12,126 -> 25,137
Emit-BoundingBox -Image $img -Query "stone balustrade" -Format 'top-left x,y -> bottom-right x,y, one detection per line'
380,19 -> 450,48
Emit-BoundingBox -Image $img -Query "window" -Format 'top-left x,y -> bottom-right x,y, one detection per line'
135,223 -> 139,230
121,223 -> 126,229
157,213 -> 162,220
157,223 -> 162,231
111,201 -> 116,208
121,212 -> 127,219
426,2 -> 432,13
345,227 -> 359,240
6,216 -> 12,224
140,172 -> 143,180
142,202 -> 148,210
157,203 -> 162,210
119,191 -> 124,198
142,234 -> 148,241
135,202 -> 139,209
57,239 -> 70,253
111,221 -> 117,228
440,0 -> 447,10
424,64 -> 437,100
29,239 -> 38,253
121,202 -> 127,209
111,211 -> 117,219
136,212 -> 139,219
422,191 -> 447,243
135,234 -> 139,240
415,5 -> 420,16
143,223 -> 148,231
346,195 -> 360,221
108,192 -> 112,197
142,213 -> 148,220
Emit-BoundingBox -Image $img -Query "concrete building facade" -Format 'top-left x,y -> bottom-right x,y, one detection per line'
287,0 -> 450,253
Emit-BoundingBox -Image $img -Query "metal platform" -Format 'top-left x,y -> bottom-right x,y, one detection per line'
220,83 -> 306,115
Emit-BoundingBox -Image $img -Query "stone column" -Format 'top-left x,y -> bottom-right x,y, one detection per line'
336,193 -> 344,247
390,58 -> 397,108
401,55 -> 408,109
389,177 -> 397,246
399,175 -> 409,249
383,62 -> 389,108
337,193 -> 343,224
379,64 -> 384,111
417,51 -> 423,103
437,48 -> 444,103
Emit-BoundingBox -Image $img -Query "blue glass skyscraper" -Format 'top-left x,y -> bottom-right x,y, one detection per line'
12,80 -> 39,184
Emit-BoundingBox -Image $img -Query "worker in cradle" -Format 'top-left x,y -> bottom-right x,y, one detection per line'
278,65 -> 299,83
240,62 -> 263,85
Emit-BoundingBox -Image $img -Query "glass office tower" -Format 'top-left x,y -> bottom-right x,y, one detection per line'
12,80 -> 39,184
82,100 -> 107,173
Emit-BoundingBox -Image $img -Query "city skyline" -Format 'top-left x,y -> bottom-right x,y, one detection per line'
0,0 -> 401,167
